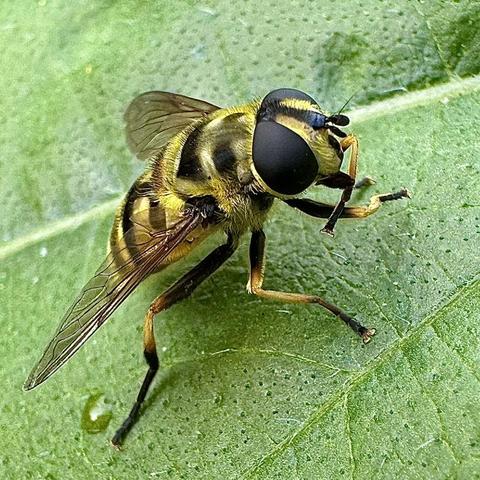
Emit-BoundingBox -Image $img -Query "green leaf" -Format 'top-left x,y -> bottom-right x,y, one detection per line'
1,2 -> 479,479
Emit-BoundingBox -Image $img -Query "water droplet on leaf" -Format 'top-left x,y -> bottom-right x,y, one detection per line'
81,393 -> 112,434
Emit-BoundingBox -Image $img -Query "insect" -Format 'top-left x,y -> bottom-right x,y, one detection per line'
24,88 -> 409,446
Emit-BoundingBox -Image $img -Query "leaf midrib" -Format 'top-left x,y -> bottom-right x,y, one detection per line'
1,74 -> 480,262
241,276 -> 480,478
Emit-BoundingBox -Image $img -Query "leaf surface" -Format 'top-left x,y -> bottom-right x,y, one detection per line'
1,2 -> 479,479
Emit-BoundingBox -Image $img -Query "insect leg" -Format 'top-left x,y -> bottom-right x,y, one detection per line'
354,176 -> 375,189
284,188 -> 410,219
321,134 -> 359,235
111,234 -> 238,447
248,230 -> 375,343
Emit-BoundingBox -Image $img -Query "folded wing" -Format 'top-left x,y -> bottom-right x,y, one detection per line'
124,91 -> 220,160
24,210 -> 203,390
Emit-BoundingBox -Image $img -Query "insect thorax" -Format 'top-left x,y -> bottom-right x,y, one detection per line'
155,107 -> 273,233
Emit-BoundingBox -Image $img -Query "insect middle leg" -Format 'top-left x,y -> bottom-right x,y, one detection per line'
248,230 -> 375,343
111,234 -> 238,447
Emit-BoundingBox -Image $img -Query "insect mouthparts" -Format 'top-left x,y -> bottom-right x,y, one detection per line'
327,125 -> 348,138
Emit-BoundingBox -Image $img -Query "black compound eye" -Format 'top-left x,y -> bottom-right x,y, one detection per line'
253,121 -> 318,196
262,88 -> 317,105
258,88 -> 319,122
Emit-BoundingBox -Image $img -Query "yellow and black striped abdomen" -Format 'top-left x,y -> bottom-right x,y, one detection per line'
110,172 -> 165,255
109,171 -> 218,275
109,172 -> 177,273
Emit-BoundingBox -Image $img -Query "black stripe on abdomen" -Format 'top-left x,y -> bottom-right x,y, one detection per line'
122,181 -> 154,234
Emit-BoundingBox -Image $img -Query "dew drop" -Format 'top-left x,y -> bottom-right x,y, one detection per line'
81,393 -> 113,434
196,6 -> 218,17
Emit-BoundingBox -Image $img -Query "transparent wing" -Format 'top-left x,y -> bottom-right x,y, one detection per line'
124,91 -> 220,160
24,211 -> 203,390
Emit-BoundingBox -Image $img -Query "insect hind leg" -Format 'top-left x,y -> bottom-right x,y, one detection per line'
111,235 -> 238,447
111,310 -> 159,447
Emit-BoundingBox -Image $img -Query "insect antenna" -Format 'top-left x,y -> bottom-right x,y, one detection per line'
326,90 -> 360,127
336,90 -> 358,116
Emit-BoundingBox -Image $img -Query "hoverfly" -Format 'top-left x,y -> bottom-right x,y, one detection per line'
24,88 -> 409,446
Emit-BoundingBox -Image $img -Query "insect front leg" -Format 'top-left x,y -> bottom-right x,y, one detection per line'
111,234 -> 238,447
321,134 -> 359,236
247,230 -> 375,343
284,188 -> 410,219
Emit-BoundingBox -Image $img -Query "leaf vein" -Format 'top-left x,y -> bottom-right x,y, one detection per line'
2,76 -> 480,261
343,394 -> 356,480
401,345 -> 461,463
241,276 -> 480,478
165,347 -> 350,376
413,2 -> 453,76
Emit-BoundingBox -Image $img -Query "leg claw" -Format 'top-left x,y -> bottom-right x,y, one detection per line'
321,227 -> 335,237
361,328 -> 376,344
110,439 -> 123,451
